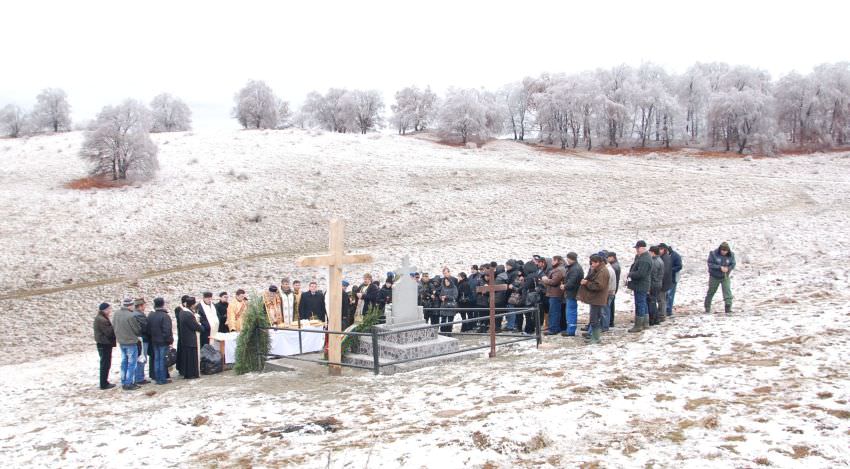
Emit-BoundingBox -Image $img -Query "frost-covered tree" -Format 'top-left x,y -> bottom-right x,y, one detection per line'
32,88 -> 71,133
276,99 -> 292,129
774,72 -> 821,146
707,66 -> 775,153
0,104 -> 28,138
351,89 -> 383,134
150,93 -> 192,132
502,78 -> 539,141
301,88 -> 357,133
596,65 -> 632,147
232,80 -> 279,129
80,100 -> 159,181
437,88 -> 503,144
811,62 -> 850,145
390,86 -> 436,135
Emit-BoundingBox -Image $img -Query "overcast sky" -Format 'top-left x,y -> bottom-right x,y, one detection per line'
2,0 -> 846,130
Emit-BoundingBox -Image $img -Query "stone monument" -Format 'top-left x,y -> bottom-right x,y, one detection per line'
344,256 -> 481,374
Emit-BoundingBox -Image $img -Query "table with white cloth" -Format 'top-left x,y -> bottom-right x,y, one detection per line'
220,327 -> 326,364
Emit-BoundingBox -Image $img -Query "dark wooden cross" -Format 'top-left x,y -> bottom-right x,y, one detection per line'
476,267 -> 509,358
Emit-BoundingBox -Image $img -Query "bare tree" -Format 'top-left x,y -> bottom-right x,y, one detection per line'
80,100 -> 159,181
150,93 -> 192,132
232,80 -> 279,129
0,104 -> 28,138
32,88 -> 71,133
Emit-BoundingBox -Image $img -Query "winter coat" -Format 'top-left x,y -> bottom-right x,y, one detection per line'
93,311 -> 116,346
669,248 -> 683,283
214,301 -> 230,333
650,256 -> 664,293
457,278 -> 474,305
494,270 -> 509,306
299,290 -> 327,321
542,265 -> 566,298
609,260 -> 622,294
148,308 -> 174,346
661,253 -> 674,291
378,283 -> 393,308
113,307 -> 142,345
707,248 -> 736,279
577,264 -> 611,306
438,283 -> 459,316
132,309 -> 150,343
627,252 -> 652,293
564,262 -> 584,299
606,264 -> 617,295
177,308 -> 203,349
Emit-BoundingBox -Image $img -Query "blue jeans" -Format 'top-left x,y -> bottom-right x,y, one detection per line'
154,344 -> 169,383
135,341 -> 147,382
547,297 -> 563,333
666,283 -> 677,315
120,344 -> 138,386
634,290 -> 648,318
505,307 -> 518,330
600,295 -> 613,331
565,298 -> 578,335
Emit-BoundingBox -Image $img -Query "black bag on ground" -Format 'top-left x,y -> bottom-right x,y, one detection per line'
200,344 -> 223,375
166,346 -> 177,368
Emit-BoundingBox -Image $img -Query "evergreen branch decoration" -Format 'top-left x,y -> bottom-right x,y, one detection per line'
234,294 -> 271,374
341,306 -> 383,356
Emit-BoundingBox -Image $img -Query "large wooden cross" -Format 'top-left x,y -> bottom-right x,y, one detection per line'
476,267 -> 509,358
297,219 -> 373,375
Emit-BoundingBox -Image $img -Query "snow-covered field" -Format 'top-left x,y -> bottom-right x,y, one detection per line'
0,130 -> 849,467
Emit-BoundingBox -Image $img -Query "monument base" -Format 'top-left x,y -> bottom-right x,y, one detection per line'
343,323 -> 482,375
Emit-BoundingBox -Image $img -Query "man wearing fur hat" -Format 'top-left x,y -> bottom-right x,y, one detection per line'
705,242 -> 736,314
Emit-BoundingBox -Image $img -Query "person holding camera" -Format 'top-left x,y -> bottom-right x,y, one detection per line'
705,241 -> 736,314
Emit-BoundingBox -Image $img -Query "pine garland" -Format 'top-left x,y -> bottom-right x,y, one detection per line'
340,305 -> 383,356
234,295 -> 271,374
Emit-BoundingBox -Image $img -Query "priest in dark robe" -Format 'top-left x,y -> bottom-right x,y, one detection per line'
174,295 -> 189,376
298,281 -> 327,322
177,296 -> 203,379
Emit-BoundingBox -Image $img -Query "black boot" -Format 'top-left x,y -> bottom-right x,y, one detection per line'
725,304 -> 732,314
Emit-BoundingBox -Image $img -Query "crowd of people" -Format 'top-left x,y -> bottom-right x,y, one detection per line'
93,240 -> 737,390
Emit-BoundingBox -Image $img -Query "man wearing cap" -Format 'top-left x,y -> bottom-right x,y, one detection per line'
705,241 -> 736,314
541,255 -> 566,335
577,254 -> 611,344
626,241 -> 652,333
562,252 -> 584,336
113,298 -> 143,390
132,298 -> 151,385
93,303 -> 116,390
177,296 -> 203,379
148,297 -> 173,385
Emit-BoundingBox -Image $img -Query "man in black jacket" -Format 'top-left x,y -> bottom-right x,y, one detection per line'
299,281 -> 327,321
215,292 -> 229,333
658,244 -> 674,322
93,303 -> 116,390
148,297 -> 174,385
627,240 -> 652,333
563,252 -> 584,336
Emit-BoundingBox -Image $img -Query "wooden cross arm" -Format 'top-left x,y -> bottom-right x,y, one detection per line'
296,253 -> 374,267
476,283 -> 509,294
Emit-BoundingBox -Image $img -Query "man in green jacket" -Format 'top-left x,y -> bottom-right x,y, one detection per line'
705,242 -> 736,313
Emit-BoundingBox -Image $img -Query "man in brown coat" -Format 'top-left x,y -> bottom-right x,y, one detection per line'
541,255 -> 566,335
578,254 -> 611,344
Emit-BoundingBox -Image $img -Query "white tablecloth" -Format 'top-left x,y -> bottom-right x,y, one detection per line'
221,327 -> 325,364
